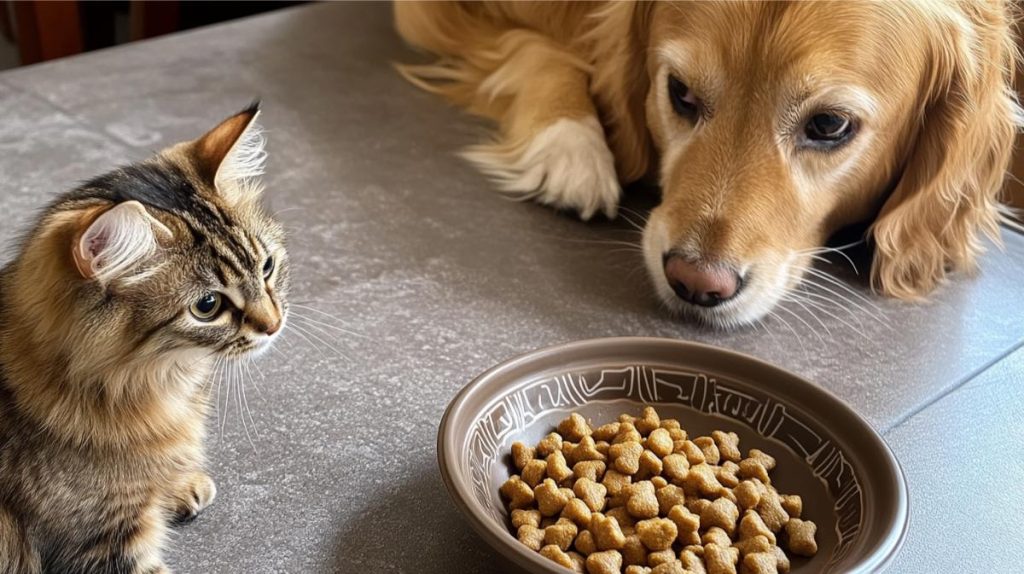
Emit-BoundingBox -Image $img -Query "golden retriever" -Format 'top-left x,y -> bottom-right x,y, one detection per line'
394,1 -> 1021,328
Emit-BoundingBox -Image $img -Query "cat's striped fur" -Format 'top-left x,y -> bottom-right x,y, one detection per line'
0,105 -> 288,573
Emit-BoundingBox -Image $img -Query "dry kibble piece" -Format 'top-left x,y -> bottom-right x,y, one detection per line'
687,498 -> 712,516
667,427 -> 687,441
586,550 -> 624,574
683,463 -> 724,497
656,484 -> 687,516
625,567 -> 653,574
734,480 -> 762,510
742,552 -> 779,574
548,451 -> 575,484
651,562 -> 686,574
693,437 -> 721,465
779,495 -> 802,518
574,460 -> 607,483
614,423 -> 643,444
512,508 -> 542,529
704,543 -> 740,574
738,510 -> 776,544
680,549 -> 707,574
559,413 -> 593,442
621,534 -> 648,566
647,549 -> 676,566
716,461 -> 740,488
701,497 -> 740,536
637,450 -> 664,479
522,459 -> 548,488
747,449 -> 776,471
619,413 -> 637,424
606,506 -> 636,531
574,478 -> 608,513
611,441 -> 645,475
542,517 -> 559,529
712,431 -> 742,463
568,551 -> 587,573
536,479 -> 574,516
771,546 -> 790,574
562,498 -> 594,529
595,441 -> 611,457
667,504 -> 701,545
660,418 -> 682,431
575,529 -> 597,555
636,518 -> 678,551
755,489 -> 790,532
518,524 -> 545,551
784,518 -> 818,557
738,459 -> 771,485
591,513 -> 627,551
501,475 -> 535,509
680,441 -> 707,465
635,407 -> 661,435
702,527 -> 732,548
538,433 -> 565,457
571,436 -> 608,464
732,534 -> 771,557
545,519 -> 579,551
593,422 -> 621,442
512,441 -> 536,470
541,544 -> 576,568
651,476 -> 669,489
647,428 -> 674,458
626,481 -> 660,519
663,454 -> 690,483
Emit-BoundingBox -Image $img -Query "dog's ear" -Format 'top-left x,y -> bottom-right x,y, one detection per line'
870,2 -> 1021,299
586,1 -> 654,183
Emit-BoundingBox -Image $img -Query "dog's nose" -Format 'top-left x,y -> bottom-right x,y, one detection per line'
663,255 -> 741,307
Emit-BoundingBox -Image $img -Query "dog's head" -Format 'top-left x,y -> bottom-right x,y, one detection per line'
592,1 -> 1020,328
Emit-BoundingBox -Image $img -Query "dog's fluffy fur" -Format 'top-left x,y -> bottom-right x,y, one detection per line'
395,1 -> 1021,327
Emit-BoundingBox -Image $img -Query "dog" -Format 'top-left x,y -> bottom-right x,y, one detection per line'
394,1 -> 1021,328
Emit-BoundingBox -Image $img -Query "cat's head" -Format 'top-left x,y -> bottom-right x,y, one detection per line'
19,104 -> 288,366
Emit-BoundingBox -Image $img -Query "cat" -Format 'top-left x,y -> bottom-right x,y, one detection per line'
0,103 -> 288,574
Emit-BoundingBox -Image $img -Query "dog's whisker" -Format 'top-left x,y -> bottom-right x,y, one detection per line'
801,267 -> 891,326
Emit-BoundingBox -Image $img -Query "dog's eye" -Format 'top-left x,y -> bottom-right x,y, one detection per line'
668,76 -> 699,118
804,113 -> 853,144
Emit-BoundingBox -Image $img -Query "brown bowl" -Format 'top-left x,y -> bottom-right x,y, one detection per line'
437,337 -> 907,573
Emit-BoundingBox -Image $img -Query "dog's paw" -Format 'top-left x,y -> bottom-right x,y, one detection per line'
169,471 -> 216,524
463,116 -> 621,220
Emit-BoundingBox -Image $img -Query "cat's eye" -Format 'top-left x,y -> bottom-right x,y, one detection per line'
803,112 -> 855,147
668,75 -> 700,119
262,256 -> 275,279
190,292 -> 223,321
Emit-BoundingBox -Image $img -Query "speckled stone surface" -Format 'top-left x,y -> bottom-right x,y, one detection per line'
0,3 -> 1021,573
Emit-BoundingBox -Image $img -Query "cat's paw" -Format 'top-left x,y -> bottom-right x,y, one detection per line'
462,116 -> 621,220
169,471 -> 216,524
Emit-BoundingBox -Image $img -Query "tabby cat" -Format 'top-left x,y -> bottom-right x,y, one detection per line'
0,104 -> 288,573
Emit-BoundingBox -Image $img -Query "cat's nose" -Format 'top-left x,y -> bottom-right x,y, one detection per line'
260,319 -> 281,336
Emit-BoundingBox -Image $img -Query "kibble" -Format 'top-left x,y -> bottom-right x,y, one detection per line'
501,409 -> 818,573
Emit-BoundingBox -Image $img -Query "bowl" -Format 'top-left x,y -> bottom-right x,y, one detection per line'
437,337 -> 907,573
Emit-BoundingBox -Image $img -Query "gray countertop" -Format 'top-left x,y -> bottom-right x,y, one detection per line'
0,3 -> 1021,573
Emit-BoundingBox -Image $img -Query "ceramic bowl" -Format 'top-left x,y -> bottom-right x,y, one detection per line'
437,337 -> 908,573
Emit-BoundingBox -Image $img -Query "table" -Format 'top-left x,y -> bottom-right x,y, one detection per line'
1,3 -> 1021,572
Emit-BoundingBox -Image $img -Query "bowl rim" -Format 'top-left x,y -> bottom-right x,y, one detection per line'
437,336 -> 909,573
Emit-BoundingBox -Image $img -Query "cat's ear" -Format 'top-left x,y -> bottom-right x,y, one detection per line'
72,201 -> 172,284
193,102 -> 266,205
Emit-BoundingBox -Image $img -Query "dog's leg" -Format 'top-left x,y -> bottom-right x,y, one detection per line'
460,32 -> 620,220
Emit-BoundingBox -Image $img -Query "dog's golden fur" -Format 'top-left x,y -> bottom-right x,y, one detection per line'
396,1 -> 1021,327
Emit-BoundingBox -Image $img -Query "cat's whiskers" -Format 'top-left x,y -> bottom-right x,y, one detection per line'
287,304 -> 369,339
